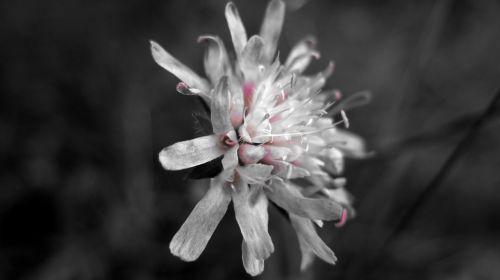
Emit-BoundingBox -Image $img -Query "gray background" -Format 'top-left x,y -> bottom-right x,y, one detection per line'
1,0 -> 500,279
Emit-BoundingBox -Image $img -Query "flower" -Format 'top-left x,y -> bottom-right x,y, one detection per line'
151,0 -> 369,275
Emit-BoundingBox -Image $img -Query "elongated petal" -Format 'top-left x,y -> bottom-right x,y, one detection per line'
241,35 -> 265,65
325,187 -> 352,206
238,144 -> 266,164
211,76 -> 233,134
150,40 -> 210,92
222,145 -> 239,171
285,36 -> 314,65
290,214 -> 337,266
225,2 -> 247,57
242,241 -> 265,276
198,35 -> 230,84
325,129 -> 369,158
227,76 -> 245,127
321,147 -> 344,175
324,186 -> 356,219
239,35 -> 266,82
159,134 -> 224,170
170,178 -> 231,261
175,82 -> 210,100
288,62 -> 333,98
265,181 -> 343,221
237,164 -> 274,185
232,183 -> 274,260
259,0 -> 285,62
285,36 -> 319,73
297,233 -> 315,270
284,164 -> 311,179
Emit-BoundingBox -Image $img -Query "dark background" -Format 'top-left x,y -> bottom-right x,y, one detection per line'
1,0 -> 500,279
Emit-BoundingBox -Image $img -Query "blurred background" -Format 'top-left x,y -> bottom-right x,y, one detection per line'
1,0 -> 500,279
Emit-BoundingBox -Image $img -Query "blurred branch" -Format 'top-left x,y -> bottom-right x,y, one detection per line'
385,87 -> 500,246
370,87 -> 500,278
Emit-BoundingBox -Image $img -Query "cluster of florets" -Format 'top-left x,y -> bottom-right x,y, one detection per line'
151,0 -> 369,276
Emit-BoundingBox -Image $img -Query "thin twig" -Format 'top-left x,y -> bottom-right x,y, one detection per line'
368,87 -> 500,279
342,1 -> 451,278
385,87 -> 500,241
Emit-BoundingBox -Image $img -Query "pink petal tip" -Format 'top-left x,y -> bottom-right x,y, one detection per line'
335,209 -> 348,228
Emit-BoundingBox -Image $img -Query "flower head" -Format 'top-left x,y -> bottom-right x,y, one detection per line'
152,0 -> 369,275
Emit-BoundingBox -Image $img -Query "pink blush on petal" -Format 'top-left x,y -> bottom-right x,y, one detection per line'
335,209 -> 348,228
269,114 -> 281,123
243,82 -> 256,108
276,90 -> 288,105
219,133 -> 237,148
230,113 -> 243,127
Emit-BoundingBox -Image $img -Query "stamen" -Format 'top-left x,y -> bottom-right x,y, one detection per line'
341,110 -> 350,128
291,73 -> 296,89
286,164 -> 293,179
260,113 -> 270,123
252,125 -> 337,140
328,90 -> 372,116
332,119 -> 346,127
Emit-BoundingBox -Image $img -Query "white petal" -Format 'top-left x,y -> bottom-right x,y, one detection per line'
240,35 -> 266,82
225,2 -> 247,57
159,134 -> 223,170
227,75 -> 245,127
265,181 -> 343,221
241,35 -> 265,65
210,76 -> 233,134
326,129 -> 369,158
323,186 -> 356,218
308,61 -> 334,92
238,144 -> 266,164
325,187 -> 352,206
150,40 -> 210,92
198,35 -> 230,85
264,145 -> 292,160
222,145 -> 239,171
297,233 -> 315,270
175,82 -> 210,100
290,214 -> 337,266
242,241 -> 265,276
170,178 -> 231,261
274,162 -> 310,179
321,147 -> 344,175
285,36 -> 319,73
237,164 -> 274,185
259,0 -> 285,62
232,183 -> 274,260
